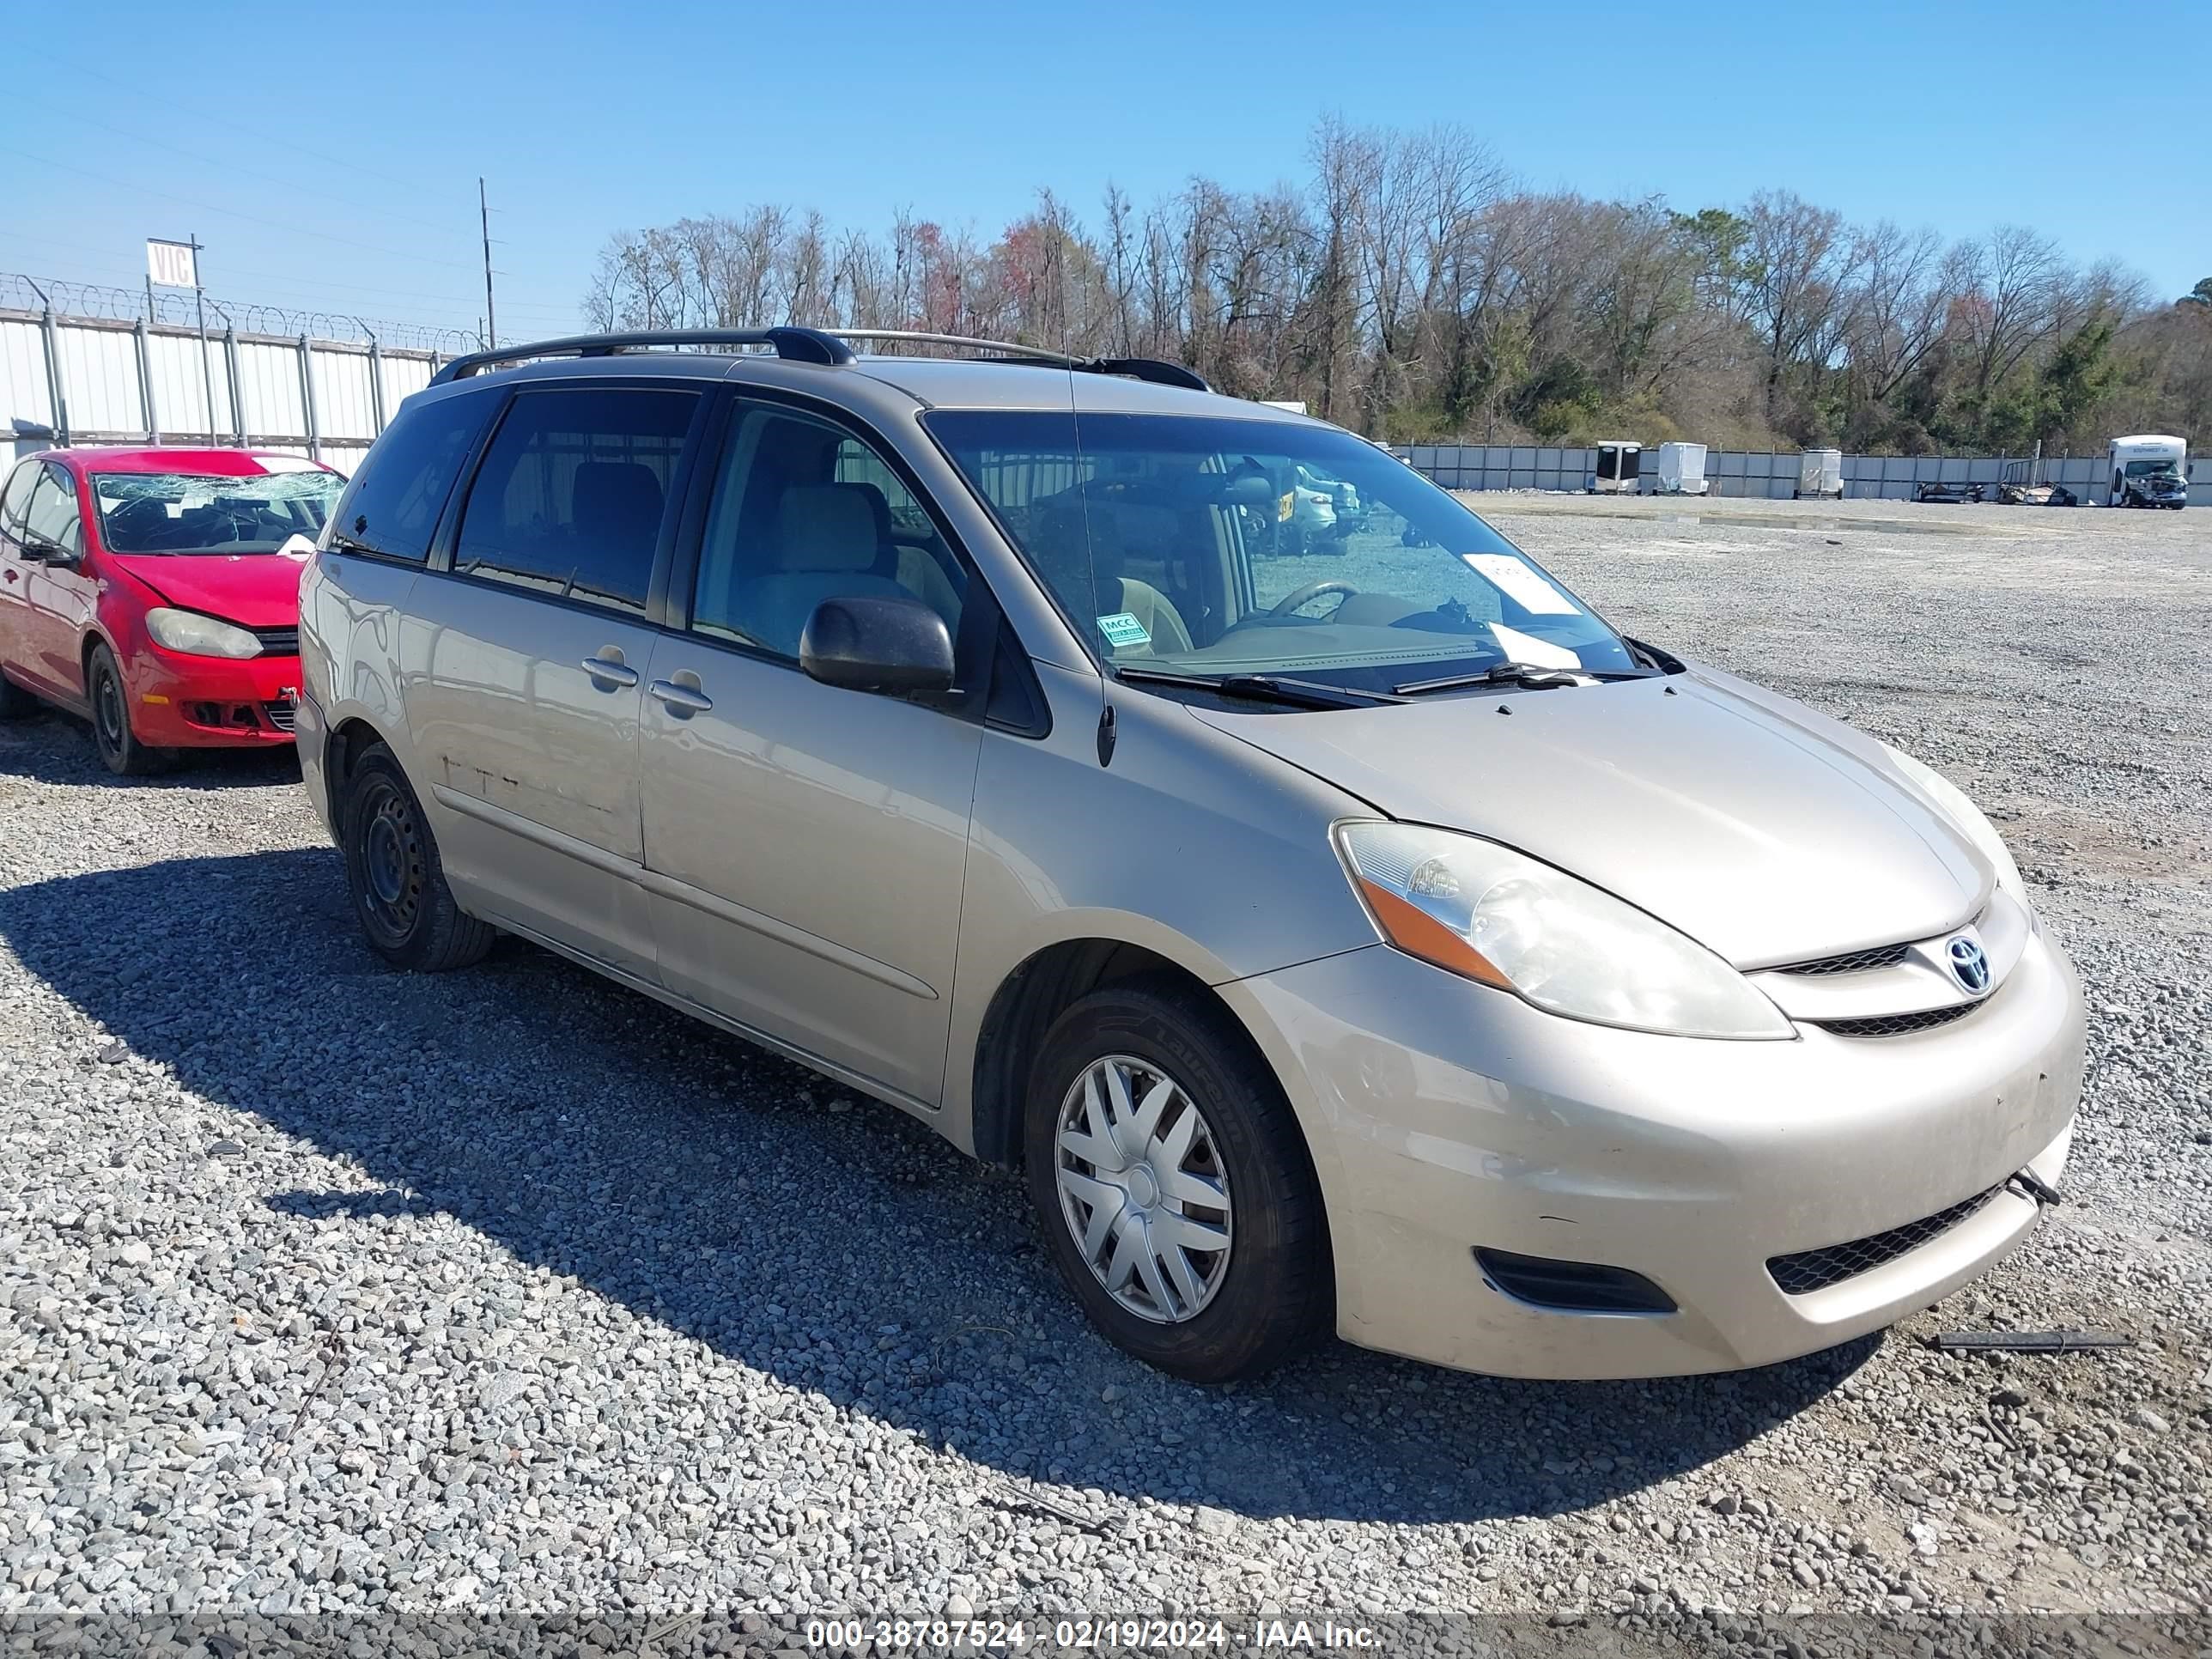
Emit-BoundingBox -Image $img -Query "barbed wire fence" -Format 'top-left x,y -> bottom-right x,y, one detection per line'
1,272 -> 481,356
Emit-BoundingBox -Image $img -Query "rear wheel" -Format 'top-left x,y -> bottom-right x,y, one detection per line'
87,643 -> 172,776
1024,981 -> 1331,1382
339,743 -> 495,972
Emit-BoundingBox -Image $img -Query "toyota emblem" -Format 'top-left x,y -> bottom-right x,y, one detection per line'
1947,936 -> 1991,994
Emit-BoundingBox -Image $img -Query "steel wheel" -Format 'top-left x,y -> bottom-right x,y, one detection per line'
1054,1054 -> 1233,1324
93,664 -> 128,755
355,775 -> 425,949
86,643 -> 168,776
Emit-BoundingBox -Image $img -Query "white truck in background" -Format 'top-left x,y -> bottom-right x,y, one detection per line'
2107,434 -> 2187,508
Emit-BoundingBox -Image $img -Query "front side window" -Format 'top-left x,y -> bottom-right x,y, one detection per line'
454,386 -> 698,614
91,470 -> 343,555
690,404 -> 965,659
20,465 -> 82,557
927,411 -> 1636,694
0,460 -> 40,532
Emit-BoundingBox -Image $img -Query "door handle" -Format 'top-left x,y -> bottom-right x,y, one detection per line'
580,655 -> 639,688
647,678 -> 714,714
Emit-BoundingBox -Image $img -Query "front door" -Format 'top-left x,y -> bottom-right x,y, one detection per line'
10,463 -> 94,704
638,397 -> 983,1107
401,381 -> 705,980
0,459 -> 45,689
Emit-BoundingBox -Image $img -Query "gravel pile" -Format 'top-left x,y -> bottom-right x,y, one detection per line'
0,496 -> 2205,1644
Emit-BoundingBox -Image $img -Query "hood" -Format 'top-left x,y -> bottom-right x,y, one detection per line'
1192,665 -> 1989,968
104,551 -> 308,629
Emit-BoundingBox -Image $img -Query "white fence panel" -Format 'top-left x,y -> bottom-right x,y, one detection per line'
236,340 -> 305,440
146,331 -> 235,440
380,353 -> 436,410
2,318 -> 53,427
51,325 -> 143,434
311,347 -> 379,441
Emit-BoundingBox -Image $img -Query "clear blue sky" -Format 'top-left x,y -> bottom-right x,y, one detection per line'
5,0 -> 2201,343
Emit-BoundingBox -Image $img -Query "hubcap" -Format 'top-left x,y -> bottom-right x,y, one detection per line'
1054,1054 -> 1233,1324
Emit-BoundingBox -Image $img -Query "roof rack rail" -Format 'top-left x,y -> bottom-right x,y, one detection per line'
430,326 -> 853,384
428,325 -> 1212,394
836,330 -> 1210,392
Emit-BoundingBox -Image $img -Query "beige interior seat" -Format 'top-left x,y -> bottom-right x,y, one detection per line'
736,483 -> 911,657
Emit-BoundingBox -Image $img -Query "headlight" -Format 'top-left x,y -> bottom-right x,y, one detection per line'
1334,822 -> 1794,1040
1881,744 -> 2035,929
145,607 -> 262,659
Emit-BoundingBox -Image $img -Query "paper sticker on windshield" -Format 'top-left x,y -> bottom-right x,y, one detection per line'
1097,612 -> 1152,648
1489,623 -> 1582,669
1464,553 -> 1580,616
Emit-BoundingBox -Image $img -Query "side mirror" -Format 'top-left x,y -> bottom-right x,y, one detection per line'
21,535 -> 78,568
799,594 -> 956,696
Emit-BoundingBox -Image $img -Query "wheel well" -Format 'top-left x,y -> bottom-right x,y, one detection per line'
969,939 -> 1260,1169
325,717 -> 386,821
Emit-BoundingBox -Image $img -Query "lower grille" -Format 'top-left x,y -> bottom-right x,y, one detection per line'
1768,1182 -> 2007,1295
262,700 -> 297,733
1812,1003 -> 1978,1038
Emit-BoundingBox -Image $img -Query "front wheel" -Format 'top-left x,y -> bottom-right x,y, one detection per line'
87,642 -> 172,776
1025,981 -> 1332,1382
339,743 -> 496,972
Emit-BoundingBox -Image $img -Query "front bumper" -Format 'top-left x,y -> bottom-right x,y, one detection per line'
1224,929 -> 2085,1379
124,643 -> 302,749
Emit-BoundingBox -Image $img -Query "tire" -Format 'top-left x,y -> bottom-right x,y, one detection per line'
87,642 -> 172,777
338,742 -> 496,972
1024,980 -> 1331,1382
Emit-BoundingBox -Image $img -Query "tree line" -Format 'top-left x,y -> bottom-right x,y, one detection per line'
583,118 -> 2210,454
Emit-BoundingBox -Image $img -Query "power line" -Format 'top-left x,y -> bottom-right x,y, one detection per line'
3,146 -> 481,271
11,90 -> 481,246
18,44 -> 459,201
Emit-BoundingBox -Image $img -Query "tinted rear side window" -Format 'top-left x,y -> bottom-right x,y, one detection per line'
334,390 -> 495,563
453,386 -> 697,615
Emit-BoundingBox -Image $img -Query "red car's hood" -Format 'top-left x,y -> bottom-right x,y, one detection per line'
106,552 -> 307,629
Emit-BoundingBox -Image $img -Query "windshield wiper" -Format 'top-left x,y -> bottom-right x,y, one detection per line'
1112,665 -> 1401,710
1393,662 -> 1652,696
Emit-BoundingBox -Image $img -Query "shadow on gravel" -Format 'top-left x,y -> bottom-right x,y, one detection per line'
0,845 -> 1873,1525
0,711 -> 301,789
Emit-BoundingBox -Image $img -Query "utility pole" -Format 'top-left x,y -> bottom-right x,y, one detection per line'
479,179 -> 497,348
190,234 -> 217,444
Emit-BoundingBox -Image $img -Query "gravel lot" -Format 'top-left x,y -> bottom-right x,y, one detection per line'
1,495 -> 2206,1647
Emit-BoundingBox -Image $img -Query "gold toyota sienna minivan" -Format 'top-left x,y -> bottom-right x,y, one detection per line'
298,328 -> 2084,1383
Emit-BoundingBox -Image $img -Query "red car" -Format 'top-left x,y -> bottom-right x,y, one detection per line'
0,447 -> 345,775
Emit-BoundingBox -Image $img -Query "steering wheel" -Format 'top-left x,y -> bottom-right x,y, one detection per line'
104,495 -> 173,550
1268,579 -> 1358,617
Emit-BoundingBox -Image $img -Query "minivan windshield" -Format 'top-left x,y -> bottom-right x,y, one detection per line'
927,411 -> 1638,694
91,469 -> 344,555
